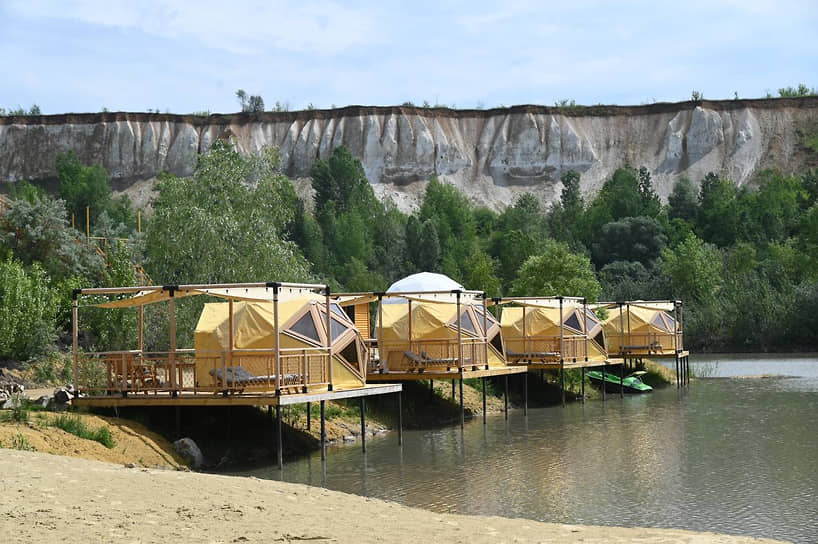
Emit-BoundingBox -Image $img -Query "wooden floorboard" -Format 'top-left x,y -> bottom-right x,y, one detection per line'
366,365 -> 527,382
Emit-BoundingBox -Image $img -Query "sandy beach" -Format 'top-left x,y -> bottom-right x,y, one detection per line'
0,450 -> 786,544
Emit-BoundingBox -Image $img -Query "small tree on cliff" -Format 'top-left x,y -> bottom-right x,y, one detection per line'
236,89 -> 265,112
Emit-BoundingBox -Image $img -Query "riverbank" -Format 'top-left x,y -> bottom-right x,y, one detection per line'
0,450 -> 785,544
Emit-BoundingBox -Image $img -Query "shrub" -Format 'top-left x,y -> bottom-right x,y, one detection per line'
50,414 -> 116,448
0,258 -> 59,360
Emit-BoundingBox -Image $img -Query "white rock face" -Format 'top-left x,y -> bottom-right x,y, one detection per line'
1,100 -> 816,212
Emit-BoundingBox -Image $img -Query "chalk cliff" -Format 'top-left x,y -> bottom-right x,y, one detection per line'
1,99 -> 816,211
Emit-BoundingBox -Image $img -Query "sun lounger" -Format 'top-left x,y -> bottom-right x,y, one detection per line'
209,366 -> 299,388
505,349 -> 560,361
404,351 -> 467,371
621,342 -> 664,353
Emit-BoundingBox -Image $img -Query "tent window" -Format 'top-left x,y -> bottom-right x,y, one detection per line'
585,310 -> 599,332
665,314 -> 676,330
329,317 -> 350,343
331,303 -> 352,323
340,340 -> 359,366
490,330 -> 504,354
565,312 -> 582,332
288,312 -> 321,343
593,331 -> 606,350
456,311 -> 477,336
651,312 -> 670,332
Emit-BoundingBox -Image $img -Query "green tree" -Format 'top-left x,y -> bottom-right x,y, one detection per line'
584,166 -> 661,242
598,260 -> 660,301
511,239 -> 601,300
145,140 -> 309,284
0,258 -> 58,360
56,151 -> 134,228
696,172 -> 739,247
591,216 -> 667,267
660,234 -> 722,303
668,176 -> 698,223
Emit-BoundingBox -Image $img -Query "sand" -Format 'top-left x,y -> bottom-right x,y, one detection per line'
0,450 -> 786,544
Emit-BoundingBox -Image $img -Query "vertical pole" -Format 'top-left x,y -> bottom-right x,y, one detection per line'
325,287 -> 333,391
619,362 -> 624,398
168,288 -> 177,395
377,294 -> 385,372
360,398 -> 367,453
307,401 -> 311,430
602,364 -> 606,401
482,377 -> 487,424
137,209 -> 141,233
451,379 -> 455,401
228,298 -> 234,369
85,206 -> 90,242
429,379 -> 434,398
581,367 -> 586,403
276,404 -> 283,470
397,391 -> 403,446
267,405 -> 272,421
523,371 -> 528,416
456,291 -> 462,371
459,377 -> 464,429
273,284 -> 281,394
72,291 -> 79,393
138,305 -> 144,353
408,300 -> 413,358
619,303 -> 625,357
504,375 -> 509,420
675,354 -> 680,388
583,299 -> 589,365
559,297 -> 565,407
482,295 -> 490,370
320,400 -> 326,460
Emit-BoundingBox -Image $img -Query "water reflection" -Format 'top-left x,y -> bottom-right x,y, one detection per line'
235,356 -> 818,543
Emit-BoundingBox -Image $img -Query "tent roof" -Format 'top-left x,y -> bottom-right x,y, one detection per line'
492,297 -> 586,310
592,300 -> 678,312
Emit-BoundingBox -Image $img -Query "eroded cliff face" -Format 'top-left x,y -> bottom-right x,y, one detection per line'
1,99 -> 816,211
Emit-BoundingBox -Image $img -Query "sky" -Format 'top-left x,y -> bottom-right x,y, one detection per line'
1,0 -> 816,114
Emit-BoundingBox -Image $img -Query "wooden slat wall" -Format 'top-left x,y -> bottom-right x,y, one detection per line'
354,303 -> 370,338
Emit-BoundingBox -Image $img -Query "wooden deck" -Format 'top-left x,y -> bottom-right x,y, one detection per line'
613,350 -> 689,359
366,365 -> 527,382
513,358 -> 622,371
73,383 -> 402,408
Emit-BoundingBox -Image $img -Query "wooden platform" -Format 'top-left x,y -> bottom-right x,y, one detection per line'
514,358 -> 621,371
614,350 -> 689,359
73,383 -> 402,408
366,365 -> 527,382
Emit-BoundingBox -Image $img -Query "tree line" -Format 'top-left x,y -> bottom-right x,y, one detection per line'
2,141 -> 818,364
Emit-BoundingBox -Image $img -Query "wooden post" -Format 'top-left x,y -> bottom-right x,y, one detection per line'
325,287 -> 333,390
273,284 -> 281,395
228,298 -> 234,369
72,291 -> 79,393
626,303 -> 632,351
168,287 -> 177,394
377,294 -> 385,372
85,206 -> 90,243
602,363 -> 606,401
408,299 -> 413,356
583,299 -> 589,363
306,402 -> 311,430
138,305 -> 144,353
523,371 -> 528,416
619,303 -> 625,356
619,362 -> 624,398
456,291 -> 462,371
482,294 -> 489,370
559,297 -> 565,408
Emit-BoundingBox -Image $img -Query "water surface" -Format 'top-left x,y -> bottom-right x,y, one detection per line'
238,355 -> 818,543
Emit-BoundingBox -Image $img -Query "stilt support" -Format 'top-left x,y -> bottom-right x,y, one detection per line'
581,367 -> 586,403
320,400 -> 326,461
360,398 -> 366,453
481,377 -> 487,424
504,375 -> 509,420
307,401 -> 311,431
560,361 -> 566,407
523,371 -> 528,416
620,363 -> 624,398
397,391 -> 403,446
459,377 -> 464,429
276,404 -> 283,470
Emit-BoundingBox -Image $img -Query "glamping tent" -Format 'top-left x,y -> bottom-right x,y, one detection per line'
498,298 -> 608,364
599,301 -> 682,355
373,273 -> 507,372
194,296 -> 368,392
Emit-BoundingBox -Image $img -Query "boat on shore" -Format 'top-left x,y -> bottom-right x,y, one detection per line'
586,369 -> 653,394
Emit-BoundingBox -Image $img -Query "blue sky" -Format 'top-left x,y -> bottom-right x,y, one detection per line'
1,0 -> 816,114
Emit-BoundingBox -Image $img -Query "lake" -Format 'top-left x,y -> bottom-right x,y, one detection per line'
238,354 -> 818,543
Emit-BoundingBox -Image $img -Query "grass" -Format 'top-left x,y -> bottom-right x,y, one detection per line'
49,414 -> 115,448
29,352 -> 73,384
5,433 -> 35,451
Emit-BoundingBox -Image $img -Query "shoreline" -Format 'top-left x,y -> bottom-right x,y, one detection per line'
0,450 -> 787,543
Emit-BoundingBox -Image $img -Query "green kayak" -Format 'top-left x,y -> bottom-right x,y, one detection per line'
586,369 -> 653,394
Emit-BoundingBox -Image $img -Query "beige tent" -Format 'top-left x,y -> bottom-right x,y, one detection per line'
194,296 -> 368,392
600,302 -> 682,355
377,299 -> 506,372
498,299 -> 607,364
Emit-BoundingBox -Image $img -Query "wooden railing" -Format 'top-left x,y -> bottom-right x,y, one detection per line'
374,337 -> 490,373
503,334 -> 587,363
608,331 -> 683,355
76,347 -> 332,396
